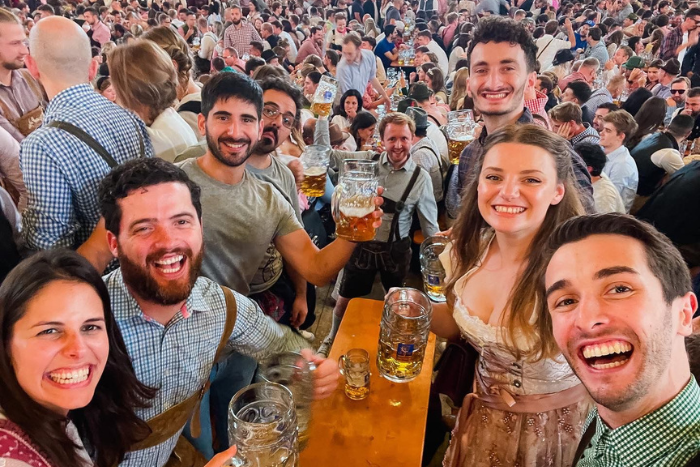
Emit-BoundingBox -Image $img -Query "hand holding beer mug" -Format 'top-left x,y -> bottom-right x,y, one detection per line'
299,145 -> 330,197
338,348 -> 371,400
310,75 -> 338,117
333,160 -> 380,242
419,236 -> 448,303
446,110 -> 476,165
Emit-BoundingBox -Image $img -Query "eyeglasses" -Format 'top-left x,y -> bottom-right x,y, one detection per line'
262,105 -> 296,129
671,89 -> 686,94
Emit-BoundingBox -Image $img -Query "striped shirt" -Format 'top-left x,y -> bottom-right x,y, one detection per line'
20,83 -> 153,251
105,269 -> 309,467
578,377 -> 700,466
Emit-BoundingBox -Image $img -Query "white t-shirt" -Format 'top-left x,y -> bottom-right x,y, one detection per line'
536,34 -> 572,70
593,173 -> 626,214
148,107 -> 199,162
426,40 -> 449,76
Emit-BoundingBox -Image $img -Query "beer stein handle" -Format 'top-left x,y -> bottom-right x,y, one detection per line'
228,451 -> 249,467
331,185 -> 342,223
337,354 -> 346,376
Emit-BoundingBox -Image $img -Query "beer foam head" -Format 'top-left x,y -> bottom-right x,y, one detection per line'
303,166 -> 327,177
339,205 -> 375,218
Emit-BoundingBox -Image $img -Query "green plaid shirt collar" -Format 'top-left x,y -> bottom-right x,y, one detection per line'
579,377 -> 700,467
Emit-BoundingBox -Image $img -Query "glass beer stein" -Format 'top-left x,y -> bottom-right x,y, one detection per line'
228,382 -> 299,467
333,160 -> 378,242
419,236 -> 448,303
377,288 -> 433,383
446,110 -> 476,165
299,145 -> 330,197
257,352 -> 315,450
338,348 -> 371,401
310,75 -> 338,117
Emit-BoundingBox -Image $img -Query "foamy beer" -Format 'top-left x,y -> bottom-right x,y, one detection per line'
333,160 -> 379,242
300,145 -> 331,197
310,75 -> 338,117
446,109 -> 476,165
377,288 -> 433,383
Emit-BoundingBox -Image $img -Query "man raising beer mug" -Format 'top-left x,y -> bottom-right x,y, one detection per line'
312,111 -> 440,356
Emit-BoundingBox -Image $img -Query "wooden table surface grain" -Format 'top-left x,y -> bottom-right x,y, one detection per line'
300,298 -> 437,467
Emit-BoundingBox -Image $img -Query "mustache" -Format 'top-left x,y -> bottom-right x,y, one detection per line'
262,126 -> 279,141
219,136 -> 251,146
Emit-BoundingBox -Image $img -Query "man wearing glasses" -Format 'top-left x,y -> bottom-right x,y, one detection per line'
665,77 -> 690,125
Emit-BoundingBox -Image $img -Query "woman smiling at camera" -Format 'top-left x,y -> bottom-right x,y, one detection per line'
433,124 -> 592,467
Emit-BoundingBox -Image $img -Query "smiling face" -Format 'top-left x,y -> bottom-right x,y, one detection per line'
108,182 -> 204,306
477,142 -> 564,238
545,234 -> 695,418
0,21 -> 29,71
10,281 -> 109,416
468,41 -> 535,119
382,122 -> 413,167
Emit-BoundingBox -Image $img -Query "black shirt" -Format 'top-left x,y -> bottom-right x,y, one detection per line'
351,0 -> 364,21
629,131 -> 677,196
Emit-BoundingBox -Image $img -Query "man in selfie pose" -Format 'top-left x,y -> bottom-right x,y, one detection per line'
543,214 -> 700,466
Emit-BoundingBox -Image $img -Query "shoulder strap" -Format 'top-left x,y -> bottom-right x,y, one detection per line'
19,69 -> 45,104
572,417 -> 597,466
390,166 -> 422,243
0,98 -> 16,125
47,120 -> 118,168
129,287 -> 238,450
178,100 -> 202,115
536,37 -> 555,60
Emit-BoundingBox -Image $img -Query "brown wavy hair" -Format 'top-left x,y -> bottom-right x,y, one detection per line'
142,25 -> 194,99
447,124 -> 585,360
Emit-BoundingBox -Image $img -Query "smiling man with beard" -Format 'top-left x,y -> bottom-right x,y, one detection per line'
443,16 -> 594,221
541,214 -> 700,467
96,157 -> 340,467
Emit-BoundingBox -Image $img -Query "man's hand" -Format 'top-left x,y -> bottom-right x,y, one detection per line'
205,446 -> 237,467
564,17 -> 573,30
291,295 -> 308,328
604,59 -> 615,71
300,349 -> 340,399
371,186 -> 384,228
556,121 -> 572,139
286,157 -> 304,188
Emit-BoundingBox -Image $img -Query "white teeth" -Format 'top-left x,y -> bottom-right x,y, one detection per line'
49,367 -> 90,384
494,206 -> 525,214
485,93 -> 507,99
590,360 -> 627,370
582,341 -> 632,359
155,255 -> 183,266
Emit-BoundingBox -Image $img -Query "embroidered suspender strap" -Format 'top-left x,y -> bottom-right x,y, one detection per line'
388,166 -> 422,245
47,120 -> 118,168
571,417 -> 597,466
128,287 -> 238,451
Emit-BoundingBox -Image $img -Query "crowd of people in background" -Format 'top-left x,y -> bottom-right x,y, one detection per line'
0,0 -> 699,465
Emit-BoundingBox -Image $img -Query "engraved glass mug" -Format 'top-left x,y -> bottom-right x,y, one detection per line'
419,236 -> 448,303
228,382 -> 299,467
445,109 -> 476,165
377,288 -> 433,383
299,145 -> 331,198
310,75 -> 338,117
333,160 -> 379,242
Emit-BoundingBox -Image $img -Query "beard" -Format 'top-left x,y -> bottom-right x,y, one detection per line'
232,17 -> 241,25
1,58 -> 25,71
118,245 -> 204,306
252,125 -> 279,154
206,129 -> 253,167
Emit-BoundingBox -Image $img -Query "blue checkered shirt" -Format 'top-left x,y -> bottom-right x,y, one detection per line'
20,84 -> 154,251
104,269 -> 309,467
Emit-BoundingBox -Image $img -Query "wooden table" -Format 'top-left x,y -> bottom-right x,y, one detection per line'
300,298 -> 437,466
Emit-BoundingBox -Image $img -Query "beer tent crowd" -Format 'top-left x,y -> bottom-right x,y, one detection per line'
0,0 -> 699,464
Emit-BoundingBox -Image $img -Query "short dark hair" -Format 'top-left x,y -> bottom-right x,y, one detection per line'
250,41 -> 264,53
688,87 -> 700,98
566,81 -> 592,103
85,6 -> 98,16
99,158 -> 203,236
575,142 -> 607,177
306,70 -> 322,84
597,102 -> 620,113
245,56 -> 266,75
325,49 -> 339,66
259,76 -> 303,119
587,26 -> 602,41
201,71 -> 263,119
467,16 -> 538,73
668,114 -> 695,137
417,29 -> 432,39
686,7 -> 700,18
384,24 -> 396,36
537,74 -> 553,94
362,35 -> 377,47
544,214 -> 693,304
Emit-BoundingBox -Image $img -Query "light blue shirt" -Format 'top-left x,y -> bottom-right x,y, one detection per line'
337,48 -> 377,95
602,144 -> 638,212
584,41 -> 609,67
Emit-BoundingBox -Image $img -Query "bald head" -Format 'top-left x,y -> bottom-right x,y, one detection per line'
28,16 -> 92,89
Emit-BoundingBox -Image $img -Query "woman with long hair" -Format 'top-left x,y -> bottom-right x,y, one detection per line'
349,110 -> 377,150
363,17 -> 379,37
626,96 -> 667,149
426,67 -> 448,105
448,32 -> 470,74
621,87 -> 653,117
449,68 -> 470,111
605,30 -> 624,58
0,250 -> 155,467
331,89 -> 363,132
434,124 -> 590,466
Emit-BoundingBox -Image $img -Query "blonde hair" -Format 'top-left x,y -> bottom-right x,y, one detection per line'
108,41 -> 178,124
448,124 -> 585,361
142,25 -> 194,98
449,68 -> 470,111
378,112 -> 415,137
0,8 -> 21,27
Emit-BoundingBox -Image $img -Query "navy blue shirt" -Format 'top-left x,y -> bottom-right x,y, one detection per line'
375,38 -> 396,69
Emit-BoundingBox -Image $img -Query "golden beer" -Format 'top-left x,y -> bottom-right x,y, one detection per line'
336,205 -> 376,242
300,167 -> 327,197
310,101 -> 332,117
448,135 -> 473,165
344,383 -> 370,400
423,279 -> 446,300
339,349 -> 371,401
377,338 -> 427,382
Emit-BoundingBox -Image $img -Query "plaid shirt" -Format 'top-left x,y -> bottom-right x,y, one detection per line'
223,21 -> 262,56
444,108 -> 595,218
570,123 -> 600,146
660,26 -> 684,61
105,269 -> 309,467
20,84 -> 153,251
578,377 -> 700,466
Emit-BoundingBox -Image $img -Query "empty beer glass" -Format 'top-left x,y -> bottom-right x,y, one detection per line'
228,382 -> 299,467
333,160 -> 378,242
338,348 -> 371,400
446,110 -> 476,165
310,75 -> 338,117
377,288 -> 433,383
300,145 -> 330,197
258,352 -> 315,450
420,236 -> 448,303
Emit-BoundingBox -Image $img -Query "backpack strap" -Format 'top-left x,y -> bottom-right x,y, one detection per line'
572,417 -> 597,466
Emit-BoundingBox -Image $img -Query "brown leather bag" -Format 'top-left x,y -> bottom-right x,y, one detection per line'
127,286 -> 238,467
0,70 -> 45,137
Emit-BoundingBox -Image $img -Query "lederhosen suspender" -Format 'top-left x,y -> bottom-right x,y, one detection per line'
571,418 -> 597,466
47,119 -> 146,167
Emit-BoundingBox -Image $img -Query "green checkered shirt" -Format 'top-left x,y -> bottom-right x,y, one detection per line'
578,377 -> 700,467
